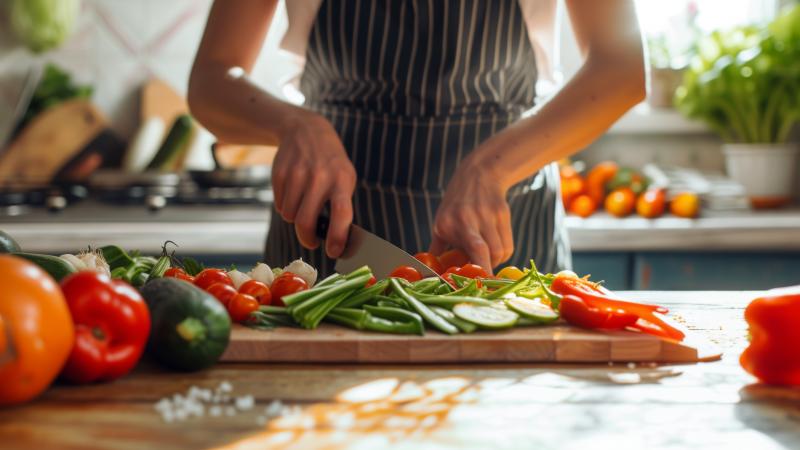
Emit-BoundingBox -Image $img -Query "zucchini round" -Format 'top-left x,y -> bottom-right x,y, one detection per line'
453,303 -> 518,329
140,277 -> 231,371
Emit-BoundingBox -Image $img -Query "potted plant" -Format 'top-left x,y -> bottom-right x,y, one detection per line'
675,4 -> 800,208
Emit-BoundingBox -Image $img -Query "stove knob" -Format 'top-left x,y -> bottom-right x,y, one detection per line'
46,195 -> 67,212
146,194 -> 167,211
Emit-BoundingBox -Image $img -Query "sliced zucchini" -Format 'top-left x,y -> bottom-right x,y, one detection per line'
504,296 -> 559,324
453,303 -> 518,329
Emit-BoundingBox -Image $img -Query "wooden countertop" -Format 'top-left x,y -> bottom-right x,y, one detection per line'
2,291 -> 799,450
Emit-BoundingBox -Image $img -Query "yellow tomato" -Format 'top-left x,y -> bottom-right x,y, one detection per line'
496,266 -> 525,281
670,192 -> 700,218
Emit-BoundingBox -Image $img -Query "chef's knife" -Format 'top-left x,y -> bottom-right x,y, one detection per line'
317,216 -> 439,280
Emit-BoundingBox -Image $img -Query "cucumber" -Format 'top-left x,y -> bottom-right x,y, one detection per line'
504,297 -> 559,324
146,114 -> 194,171
140,277 -> 231,371
453,303 -> 518,329
431,305 -> 477,333
13,252 -> 77,281
0,231 -> 20,253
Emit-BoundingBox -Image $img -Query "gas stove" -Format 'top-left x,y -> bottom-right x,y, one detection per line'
0,168 -> 273,217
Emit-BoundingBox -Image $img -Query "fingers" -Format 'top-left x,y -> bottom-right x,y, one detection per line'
429,234 -> 448,256
325,188 -> 354,259
480,221 -> 504,271
496,206 -> 514,265
272,163 -> 287,214
293,172 -> 331,250
460,227 -> 492,272
280,165 -> 308,223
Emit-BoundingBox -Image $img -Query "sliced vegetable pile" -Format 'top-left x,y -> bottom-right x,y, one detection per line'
244,257 -> 685,342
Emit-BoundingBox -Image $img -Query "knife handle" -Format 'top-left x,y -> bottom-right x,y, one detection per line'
316,214 -> 330,241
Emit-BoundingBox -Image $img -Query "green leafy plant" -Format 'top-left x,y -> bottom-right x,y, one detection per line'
674,4 -> 800,143
10,0 -> 81,53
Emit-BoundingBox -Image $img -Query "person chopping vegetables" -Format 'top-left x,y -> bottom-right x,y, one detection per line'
189,0 -> 645,276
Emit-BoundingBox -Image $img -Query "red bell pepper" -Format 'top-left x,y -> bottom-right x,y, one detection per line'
60,272 -> 150,384
551,274 -> 684,341
740,286 -> 800,386
559,295 -> 639,329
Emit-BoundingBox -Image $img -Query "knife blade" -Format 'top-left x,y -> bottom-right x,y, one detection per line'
316,216 -> 439,279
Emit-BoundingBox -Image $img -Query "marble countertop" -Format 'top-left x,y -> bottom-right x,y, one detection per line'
2,202 -> 799,254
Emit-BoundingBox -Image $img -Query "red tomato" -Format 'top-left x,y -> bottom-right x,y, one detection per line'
438,249 -> 470,269
365,275 -> 377,287
441,266 -> 462,288
228,293 -> 260,323
271,272 -> 309,307
389,265 -> 423,282
239,280 -> 272,305
413,252 -> 444,274
458,263 -> 489,279
164,267 -> 195,283
194,268 -> 233,290
207,282 -> 237,308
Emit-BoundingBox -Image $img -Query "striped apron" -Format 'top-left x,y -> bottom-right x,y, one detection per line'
265,0 -> 570,276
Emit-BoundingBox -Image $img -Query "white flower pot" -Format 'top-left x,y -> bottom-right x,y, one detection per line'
723,143 -> 799,208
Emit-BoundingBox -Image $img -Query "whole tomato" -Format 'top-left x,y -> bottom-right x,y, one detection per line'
438,249 -> 470,270
228,293 -> 259,323
458,263 -> 489,279
670,192 -> 700,218
207,282 -> 238,308
194,268 -> 233,290
0,255 -> 74,405
414,252 -> 444,274
389,265 -> 423,282
568,194 -> 597,218
271,272 -> 309,307
164,267 -> 195,283
636,189 -> 666,219
585,161 -> 618,205
560,175 -> 585,208
239,280 -> 272,305
604,187 -> 636,217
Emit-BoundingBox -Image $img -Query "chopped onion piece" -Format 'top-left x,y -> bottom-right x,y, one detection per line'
248,263 -> 274,286
227,270 -> 250,289
283,258 -> 317,287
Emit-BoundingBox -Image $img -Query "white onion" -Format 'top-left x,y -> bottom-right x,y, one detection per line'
60,254 -> 85,271
248,263 -> 274,286
283,258 -> 317,287
77,250 -> 111,277
555,269 -> 578,279
227,269 -> 251,289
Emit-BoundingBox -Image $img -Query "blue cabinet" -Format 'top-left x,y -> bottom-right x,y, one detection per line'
573,251 -> 800,290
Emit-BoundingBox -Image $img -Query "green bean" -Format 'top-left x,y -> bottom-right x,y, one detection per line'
290,273 -> 372,324
338,279 -> 389,308
389,279 -> 458,335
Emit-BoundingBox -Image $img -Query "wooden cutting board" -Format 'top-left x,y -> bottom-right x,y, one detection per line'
221,324 -> 721,364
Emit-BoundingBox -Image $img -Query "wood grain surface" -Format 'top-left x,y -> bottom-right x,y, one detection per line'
222,323 -> 721,364
2,291 -> 799,450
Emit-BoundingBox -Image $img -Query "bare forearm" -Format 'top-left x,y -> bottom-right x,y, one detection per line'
473,55 -> 645,189
188,64 -> 311,145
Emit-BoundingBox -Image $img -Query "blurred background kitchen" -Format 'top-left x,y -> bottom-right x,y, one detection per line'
0,0 -> 798,290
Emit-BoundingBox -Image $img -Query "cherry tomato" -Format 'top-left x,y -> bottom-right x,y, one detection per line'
164,267 -> 195,283
496,266 -> 525,281
239,280 -> 272,305
228,293 -> 260,323
441,266 -> 461,288
194,268 -> 233,290
458,263 -> 489,279
389,265 -> 423,282
207,282 -> 237,308
271,272 -> 309,307
670,192 -> 700,218
438,249 -> 470,269
636,189 -> 666,219
365,275 -> 377,287
413,252 -> 444,274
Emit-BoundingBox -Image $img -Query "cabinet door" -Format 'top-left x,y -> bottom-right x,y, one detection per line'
633,252 -> 800,290
572,252 -> 632,290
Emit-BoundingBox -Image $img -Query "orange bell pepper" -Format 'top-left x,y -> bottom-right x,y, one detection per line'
740,286 -> 800,386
